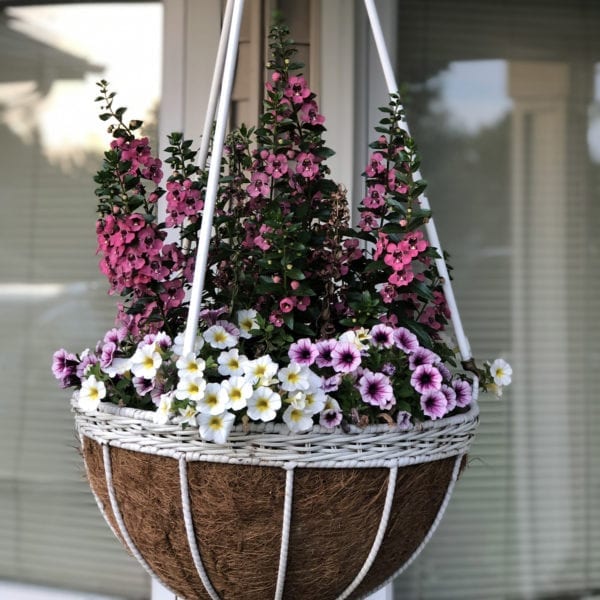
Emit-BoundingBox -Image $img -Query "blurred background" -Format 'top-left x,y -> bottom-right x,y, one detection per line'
0,1 -> 598,599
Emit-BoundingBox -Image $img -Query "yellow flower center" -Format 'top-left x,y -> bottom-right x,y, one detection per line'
209,416 -> 222,431
256,398 -> 269,411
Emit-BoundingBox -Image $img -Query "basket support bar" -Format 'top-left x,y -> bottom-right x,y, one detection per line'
182,0 -> 245,357
363,0 -> 472,362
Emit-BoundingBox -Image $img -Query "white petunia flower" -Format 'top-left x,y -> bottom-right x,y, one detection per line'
244,355 -> 279,386
282,403 -> 314,433
154,392 -> 175,424
203,324 -> 237,349
102,356 -> 132,378
340,328 -> 370,351
217,349 -> 248,377
196,382 -> 231,415
131,342 -> 162,379
302,387 -> 327,415
175,375 -> 207,401
177,402 -> 198,425
278,362 -> 310,392
198,411 -> 235,444
172,332 -> 204,357
78,375 -> 106,411
176,352 -> 206,380
247,386 -> 281,422
237,309 -> 259,339
490,358 -> 512,387
221,376 -> 253,410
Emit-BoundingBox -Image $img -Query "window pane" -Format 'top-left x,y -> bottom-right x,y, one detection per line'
391,1 -> 600,598
0,3 -> 162,597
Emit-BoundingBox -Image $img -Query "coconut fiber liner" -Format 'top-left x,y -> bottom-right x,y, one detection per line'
83,436 -> 459,600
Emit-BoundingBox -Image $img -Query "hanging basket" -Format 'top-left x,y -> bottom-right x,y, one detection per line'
75,397 -> 478,600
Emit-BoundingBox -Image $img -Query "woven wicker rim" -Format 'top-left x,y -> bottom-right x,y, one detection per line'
73,382 -> 479,469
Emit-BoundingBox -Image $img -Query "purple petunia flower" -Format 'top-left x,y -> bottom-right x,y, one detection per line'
100,341 -> 117,369
370,324 -> 394,348
289,338 -> 318,366
320,409 -> 343,429
393,327 -> 420,353
200,307 -> 228,325
396,411 -> 413,430
103,327 -> 127,345
420,389 -> 448,420
133,376 -> 155,395
436,362 -> 452,381
321,374 -> 342,393
315,339 -> 337,368
381,362 -> 396,377
331,341 -> 362,373
408,347 -> 439,371
76,351 -> 99,379
51,348 -> 78,380
453,379 -> 472,408
440,384 -> 457,413
358,370 -> 395,409
410,364 -> 443,394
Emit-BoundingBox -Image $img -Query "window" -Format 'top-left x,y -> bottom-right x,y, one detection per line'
0,3 -> 162,597
374,1 -> 600,597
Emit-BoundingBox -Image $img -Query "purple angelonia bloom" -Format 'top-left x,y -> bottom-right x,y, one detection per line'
358,370 -> 395,409
331,341 -> 362,373
420,389 -> 448,420
320,409 -> 343,429
289,338 -> 318,366
410,364 -> 443,394
315,339 -> 337,368
408,347 -> 439,371
453,379 -> 472,408
393,327 -> 419,353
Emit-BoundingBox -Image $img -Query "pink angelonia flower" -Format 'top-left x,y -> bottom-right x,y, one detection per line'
379,284 -> 397,304
265,153 -> 288,179
296,296 -> 311,312
359,211 -> 379,232
300,100 -> 325,126
247,171 -> 271,198
296,152 -> 319,179
279,297 -> 296,313
363,184 -> 386,209
141,157 -> 163,184
269,311 -> 284,327
388,269 -> 414,287
365,152 -> 386,177
284,75 -> 311,105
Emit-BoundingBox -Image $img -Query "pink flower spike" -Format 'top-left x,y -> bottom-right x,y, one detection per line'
296,152 -> 319,179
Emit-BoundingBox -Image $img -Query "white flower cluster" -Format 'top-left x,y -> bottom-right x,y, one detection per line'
75,310 -> 331,443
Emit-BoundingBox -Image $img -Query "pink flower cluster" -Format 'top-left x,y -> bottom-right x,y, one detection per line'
111,136 -> 163,184
373,230 -> 429,297
165,178 -> 204,227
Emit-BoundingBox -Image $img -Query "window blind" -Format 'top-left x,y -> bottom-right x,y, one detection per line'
369,1 -> 600,598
